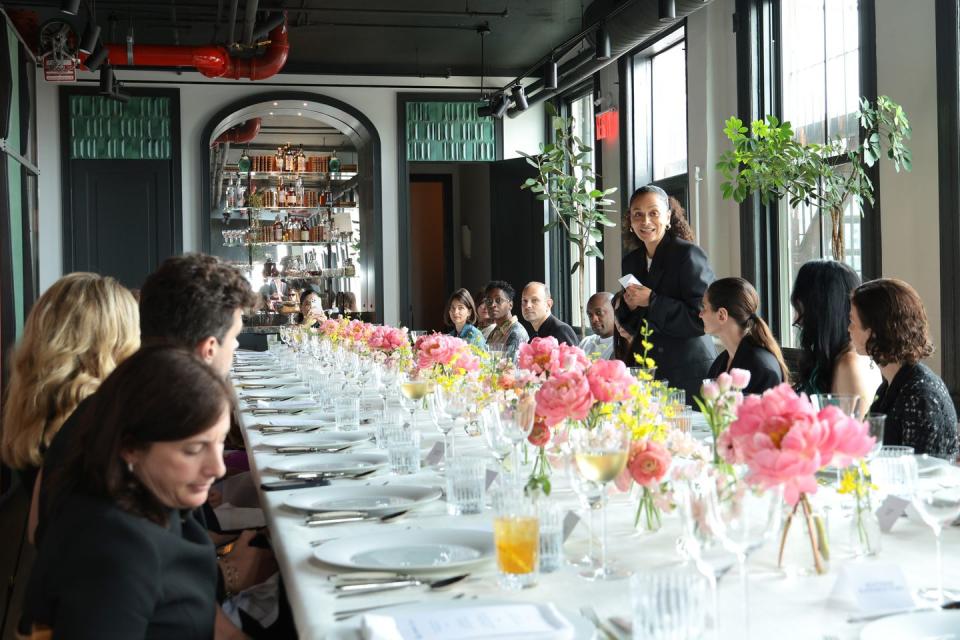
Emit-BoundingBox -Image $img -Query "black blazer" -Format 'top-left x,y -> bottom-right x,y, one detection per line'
22,493 -> 218,639
530,314 -> 578,346
871,363 -> 959,458
706,340 -> 784,396
616,233 -> 716,401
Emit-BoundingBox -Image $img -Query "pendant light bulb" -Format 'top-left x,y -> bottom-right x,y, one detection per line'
659,0 -> 677,22
543,59 -> 558,90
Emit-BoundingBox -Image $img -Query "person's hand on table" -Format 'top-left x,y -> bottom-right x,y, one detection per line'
220,529 -> 278,595
623,284 -> 652,309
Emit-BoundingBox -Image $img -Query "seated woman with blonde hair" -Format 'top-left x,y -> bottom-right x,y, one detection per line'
1,272 -> 139,492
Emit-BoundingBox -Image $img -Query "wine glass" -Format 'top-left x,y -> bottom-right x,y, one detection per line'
428,391 -> 456,463
812,393 -> 862,485
703,472 -> 782,637
564,448 -> 602,571
399,373 -> 431,427
496,392 -> 537,488
436,379 -> 470,450
480,404 -> 513,482
911,471 -> 960,605
865,413 -> 886,460
570,421 -> 631,580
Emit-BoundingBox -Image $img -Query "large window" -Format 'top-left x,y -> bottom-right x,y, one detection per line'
777,0 -> 862,345
630,26 -> 687,203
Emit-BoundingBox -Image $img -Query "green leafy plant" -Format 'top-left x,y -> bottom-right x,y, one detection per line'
519,103 -> 617,337
716,96 -> 911,261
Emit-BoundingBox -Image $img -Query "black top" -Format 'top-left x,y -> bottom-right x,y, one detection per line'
706,340 -> 784,396
21,493 -> 218,639
616,233 -> 717,401
870,363 -> 959,458
530,314 -> 578,346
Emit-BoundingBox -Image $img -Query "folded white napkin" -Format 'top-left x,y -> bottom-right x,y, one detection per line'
360,603 -> 576,640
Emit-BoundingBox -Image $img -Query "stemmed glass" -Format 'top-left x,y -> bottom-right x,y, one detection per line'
703,472 -> 782,637
480,404 -> 513,482
564,448 -> 601,571
428,391 -> 457,463
436,379 -> 470,452
495,392 -> 537,488
570,421 -> 631,580
864,413 -> 886,459
911,469 -> 960,605
813,394 -> 863,485
399,373 -> 432,427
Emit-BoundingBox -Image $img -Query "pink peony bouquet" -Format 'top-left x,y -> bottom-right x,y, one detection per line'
722,383 -> 875,506
414,333 -> 479,377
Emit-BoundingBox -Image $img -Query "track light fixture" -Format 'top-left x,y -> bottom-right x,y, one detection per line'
79,23 -> 100,55
61,0 -> 81,15
659,0 -> 677,22
99,65 -> 113,94
85,44 -> 108,71
511,84 -> 528,111
543,59 -> 558,91
595,23 -> 611,61
477,92 -> 509,119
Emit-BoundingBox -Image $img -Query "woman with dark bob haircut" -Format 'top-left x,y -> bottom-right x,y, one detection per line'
21,346 -> 235,638
791,259 -> 881,415
443,287 -> 486,348
615,184 -> 716,401
701,277 -> 789,394
850,278 -> 958,457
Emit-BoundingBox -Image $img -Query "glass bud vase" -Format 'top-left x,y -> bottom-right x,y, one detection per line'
631,484 -> 664,535
778,493 -> 831,576
849,499 -> 882,558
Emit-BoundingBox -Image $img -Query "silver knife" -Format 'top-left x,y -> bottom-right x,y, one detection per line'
334,574 -> 469,597
275,445 -> 351,454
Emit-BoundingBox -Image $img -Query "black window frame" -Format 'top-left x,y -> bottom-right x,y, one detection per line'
734,0 -> 880,344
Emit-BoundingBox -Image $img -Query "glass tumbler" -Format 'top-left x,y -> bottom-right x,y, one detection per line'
630,566 -> 709,640
493,487 -> 539,590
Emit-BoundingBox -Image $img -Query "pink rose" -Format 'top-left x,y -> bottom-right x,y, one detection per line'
585,359 -> 635,403
518,337 -> 561,376
534,370 -> 594,426
627,439 -> 672,488
528,417 -> 551,447
729,368 -> 751,390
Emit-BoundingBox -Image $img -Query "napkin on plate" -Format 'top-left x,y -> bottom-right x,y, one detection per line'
360,603 -> 576,640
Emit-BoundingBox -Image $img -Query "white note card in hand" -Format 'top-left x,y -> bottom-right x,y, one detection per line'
618,274 -> 642,289
361,603 -> 576,640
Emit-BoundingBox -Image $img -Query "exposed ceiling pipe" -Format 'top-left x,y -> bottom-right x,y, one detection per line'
212,117 -> 261,145
77,13 -> 288,80
226,0 -> 238,45
242,0 -> 259,46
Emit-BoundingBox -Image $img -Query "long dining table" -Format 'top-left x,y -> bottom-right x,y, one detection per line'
232,349 -> 960,640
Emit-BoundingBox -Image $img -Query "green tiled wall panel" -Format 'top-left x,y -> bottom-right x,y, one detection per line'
69,95 -> 172,160
405,101 -> 496,162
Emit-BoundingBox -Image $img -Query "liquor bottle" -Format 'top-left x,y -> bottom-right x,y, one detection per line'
275,146 -> 284,172
300,220 -> 309,242
328,151 -> 341,174
297,145 -> 307,173
272,217 -> 283,242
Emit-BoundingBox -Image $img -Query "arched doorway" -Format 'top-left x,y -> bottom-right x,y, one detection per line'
200,92 -> 383,321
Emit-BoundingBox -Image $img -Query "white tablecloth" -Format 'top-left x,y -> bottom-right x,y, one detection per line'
234,362 -> 960,640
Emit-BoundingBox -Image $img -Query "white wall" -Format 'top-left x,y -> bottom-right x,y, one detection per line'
875,0 -> 942,374
35,70 -> 544,325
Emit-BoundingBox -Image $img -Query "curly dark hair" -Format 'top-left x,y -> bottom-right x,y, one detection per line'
622,186 -> 695,252
140,253 -> 258,349
48,346 -> 235,527
851,278 -> 934,366
444,288 -> 478,327
790,260 -> 861,393
483,280 -> 516,303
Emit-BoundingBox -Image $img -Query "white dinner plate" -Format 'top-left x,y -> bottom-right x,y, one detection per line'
284,485 -> 442,515
329,600 -> 594,640
860,609 -> 960,639
267,452 -> 388,475
312,528 -> 494,572
917,454 -> 954,476
257,430 -> 373,448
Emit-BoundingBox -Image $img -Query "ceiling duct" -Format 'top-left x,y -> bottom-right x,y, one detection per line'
212,118 -> 262,146
78,11 -> 289,80
512,0 -> 713,114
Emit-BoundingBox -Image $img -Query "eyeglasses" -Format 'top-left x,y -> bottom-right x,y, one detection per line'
484,297 -> 509,306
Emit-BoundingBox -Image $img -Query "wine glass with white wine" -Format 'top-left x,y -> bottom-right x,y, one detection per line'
570,420 -> 631,580
399,373 -> 432,427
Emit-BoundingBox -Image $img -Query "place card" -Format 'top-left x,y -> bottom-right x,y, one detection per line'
562,511 -> 580,542
424,442 -> 444,467
362,603 -> 576,640
618,274 -> 642,289
829,563 -> 914,615
876,495 -> 911,533
484,469 -> 498,490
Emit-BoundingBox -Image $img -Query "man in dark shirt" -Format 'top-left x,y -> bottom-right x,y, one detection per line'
521,281 -> 578,346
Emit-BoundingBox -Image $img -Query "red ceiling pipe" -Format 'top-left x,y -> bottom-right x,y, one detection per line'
213,118 -> 262,145
78,13 -> 288,80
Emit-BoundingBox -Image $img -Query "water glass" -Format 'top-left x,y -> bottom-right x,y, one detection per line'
672,406 -> 694,435
630,566 -> 708,640
445,455 -> 487,515
375,408 -> 404,449
865,413 -> 886,459
307,371 -> 328,403
385,427 -> 421,475
870,446 -> 917,497
537,500 -> 564,573
493,487 -> 539,589
334,396 -> 360,432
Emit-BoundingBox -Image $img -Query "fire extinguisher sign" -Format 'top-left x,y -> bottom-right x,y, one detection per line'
42,55 -> 77,83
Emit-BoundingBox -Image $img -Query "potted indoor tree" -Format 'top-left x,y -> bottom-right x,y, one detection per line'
716,96 -> 911,261
519,103 -> 617,337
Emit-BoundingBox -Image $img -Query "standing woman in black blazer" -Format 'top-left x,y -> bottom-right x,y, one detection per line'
21,347 -> 234,639
700,277 -> 789,394
616,185 -> 716,400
